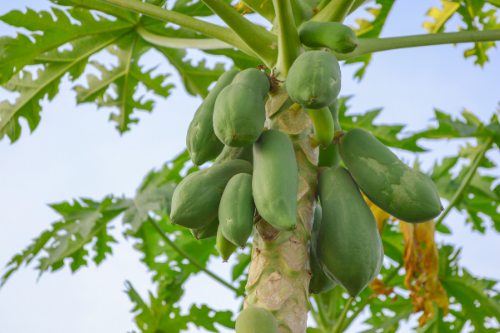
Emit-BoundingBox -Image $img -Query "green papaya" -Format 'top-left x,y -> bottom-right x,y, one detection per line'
235,307 -> 279,333
187,69 -> 239,165
305,107 -> 334,148
253,129 -> 298,231
213,144 -> 253,166
298,21 -> 359,54
170,160 -> 253,229
309,205 -> 336,294
190,216 -> 219,240
213,84 -> 266,147
338,128 -> 443,223
317,166 -> 383,297
219,173 -> 255,247
231,68 -> 270,100
286,51 -> 341,109
216,225 -> 238,262
318,99 -> 341,167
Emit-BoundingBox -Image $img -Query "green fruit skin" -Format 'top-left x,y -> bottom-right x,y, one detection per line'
253,129 -> 298,231
170,160 -> 253,229
298,21 -> 359,54
187,69 -> 240,165
213,84 -> 266,147
318,99 -> 341,167
317,166 -> 383,297
213,145 -> 253,165
216,225 -> 238,262
286,51 -> 341,109
231,68 -> 270,100
338,128 -> 443,223
219,173 -> 255,247
190,216 -> 219,240
309,205 -> 336,294
305,107 -> 335,148
235,307 -> 279,333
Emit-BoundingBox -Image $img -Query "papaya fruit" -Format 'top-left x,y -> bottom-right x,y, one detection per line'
219,173 -> 255,247
235,306 -> 279,333
170,160 -> 253,229
338,128 -> 443,223
305,107 -> 335,148
298,21 -> 359,54
317,166 -> 383,297
286,51 -> 341,109
213,144 -> 253,166
216,225 -> 238,262
309,205 -> 336,294
213,84 -> 266,147
190,216 -> 219,240
186,69 -> 239,165
253,129 -> 298,231
231,68 -> 270,100
318,99 -> 341,167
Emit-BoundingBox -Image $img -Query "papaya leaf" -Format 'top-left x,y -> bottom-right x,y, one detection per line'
232,250 -> 251,282
363,297 -> 414,332
0,6 -> 134,85
126,281 -> 234,333
0,32 -> 128,143
338,96 -> 425,152
0,196 -> 126,287
50,0 -> 138,22
204,49 -> 264,70
345,0 -> 396,80
172,0 -> 232,17
423,0 -> 460,33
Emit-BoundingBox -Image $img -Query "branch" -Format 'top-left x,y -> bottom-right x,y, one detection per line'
201,0 -> 278,67
96,0 -> 255,55
147,217 -> 244,297
313,0 -> 356,23
435,137 -> 494,228
273,0 -> 303,77
335,30 -> 500,60
137,26 -> 233,50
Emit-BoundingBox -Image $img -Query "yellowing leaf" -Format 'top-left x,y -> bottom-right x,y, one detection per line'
370,278 -> 394,296
363,194 -> 392,233
400,221 -> 449,327
423,0 -> 460,33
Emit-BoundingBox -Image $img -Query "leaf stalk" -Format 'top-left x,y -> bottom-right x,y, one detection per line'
331,297 -> 354,333
313,0 -> 356,23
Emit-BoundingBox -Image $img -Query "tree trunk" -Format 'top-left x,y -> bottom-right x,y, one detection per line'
244,89 -> 318,333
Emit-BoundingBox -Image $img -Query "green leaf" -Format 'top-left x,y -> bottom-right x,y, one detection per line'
74,34 -> 173,133
204,49 -> 264,70
345,0 -> 396,80
338,96 -> 425,152
172,0 -> 232,17
232,249 -> 251,281
51,0 -> 138,23
0,6 -> 133,84
423,0 -> 460,33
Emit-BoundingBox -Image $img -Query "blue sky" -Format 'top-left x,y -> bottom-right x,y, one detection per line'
0,1 -> 499,332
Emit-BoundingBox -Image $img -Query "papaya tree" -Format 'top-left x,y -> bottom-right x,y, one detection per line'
1,0 -> 500,332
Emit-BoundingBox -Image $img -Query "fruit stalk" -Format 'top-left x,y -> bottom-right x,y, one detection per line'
244,103 -> 318,332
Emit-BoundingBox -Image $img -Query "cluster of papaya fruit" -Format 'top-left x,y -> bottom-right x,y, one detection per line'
169,20 -> 443,332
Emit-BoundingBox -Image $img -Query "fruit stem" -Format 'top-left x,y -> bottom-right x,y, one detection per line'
331,297 -> 354,333
147,217 -> 244,296
315,294 -> 333,328
434,136 -> 494,229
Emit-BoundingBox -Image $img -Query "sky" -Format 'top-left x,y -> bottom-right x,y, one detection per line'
0,0 -> 499,332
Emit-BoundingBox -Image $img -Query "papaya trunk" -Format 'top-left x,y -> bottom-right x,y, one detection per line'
244,90 -> 318,333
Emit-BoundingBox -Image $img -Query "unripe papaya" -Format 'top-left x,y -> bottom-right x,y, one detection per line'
213,84 -> 266,147
216,225 -> 238,262
305,107 -> 335,148
317,166 -> 383,297
187,69 -> 239,165
191,216 -> 219,240
253,129 -> 298,231
235,307 -> 279,333
213,145 -> 253,165
298,21 -> 359,54
170,160 -> 253,229
219,173 -> 255,247
309,205 -> 336,294
232,68 -> 270,100
338,128 -> 443,223
286,51 -> 341,109
318,99 -> 341,167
